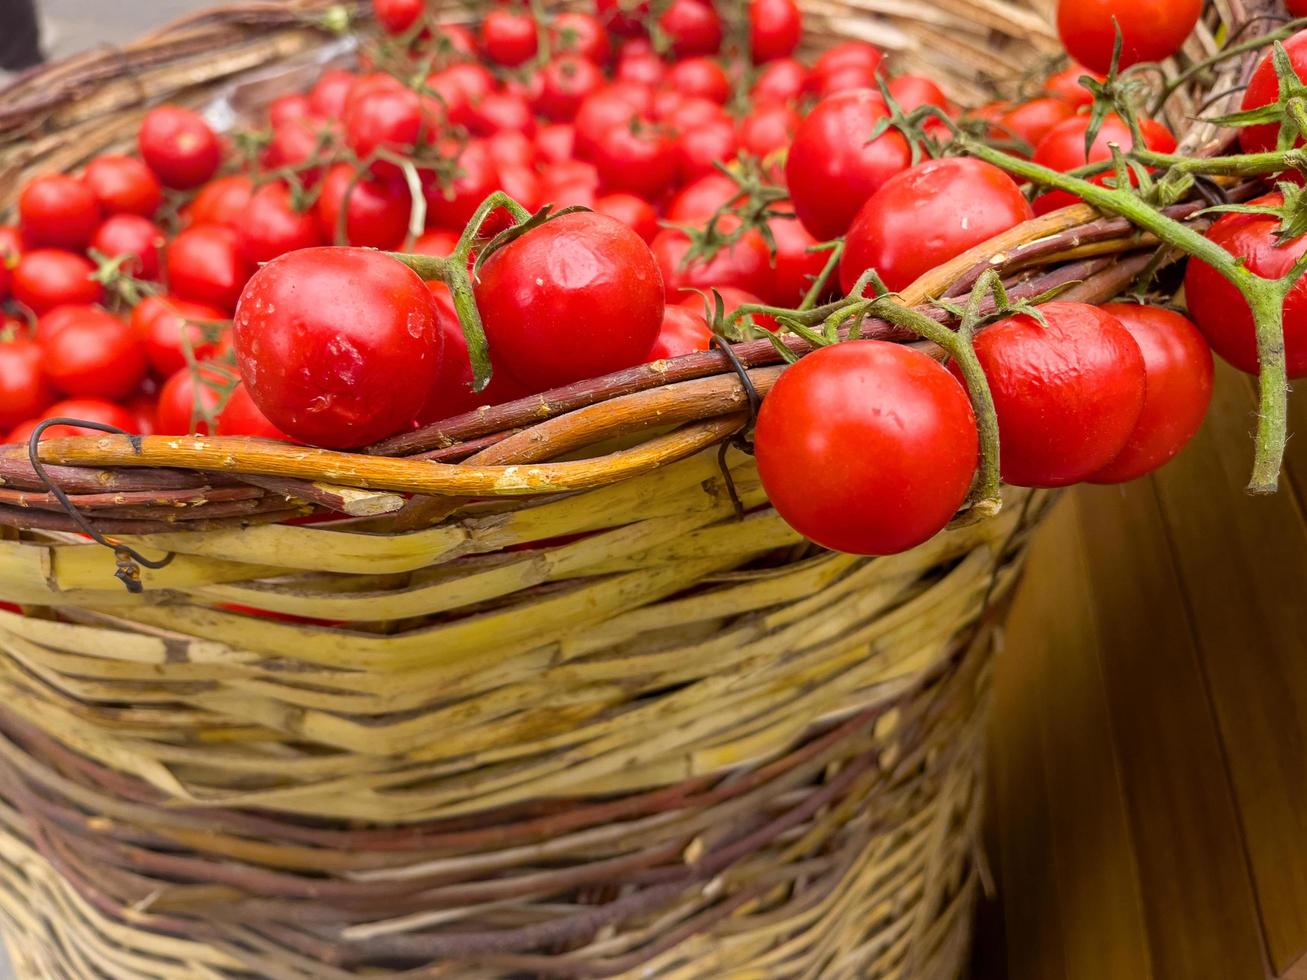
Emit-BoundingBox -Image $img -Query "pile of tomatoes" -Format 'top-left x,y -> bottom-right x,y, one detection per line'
0,0 -> 1300,557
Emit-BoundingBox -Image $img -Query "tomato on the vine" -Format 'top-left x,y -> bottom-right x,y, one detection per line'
764,212 -> 826,306
594,193 -> 659,242
1044,63 -> 1102,107
19,175 -> 101,251
318,163 -> 410,248
997,98 -> 1075,153
131,295 -> 229,378
665,58 -> 731,104
753,58 -> 808,104
217,382 -> 292,440
373,0 -> 424,34
238,182 -> 325,265
189,175 -> 254,229
1031,112 -> 1177,213
83,155 -> 162,218
651,222 -> 772,302
156,362 -> 229,435
11,250 -> 102,313
647,305 -> 712,360
166,224 -> 253,312
549,12 -> 610,64
479,8 -> 539,67
90,214 -> 165,280
1056,0 -> 1202,73
138,105 -> 222,190
659,0 -> 724,57
749,0 -> 802,62
1238,30 -> 1307,155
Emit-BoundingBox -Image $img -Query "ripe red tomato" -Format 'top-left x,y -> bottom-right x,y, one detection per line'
1238,30 -> 1307,155
40,307 -> 146,400
265,116 -> 337,184
1031,112 -> 1177,212
1089,304 -> 1213,483
535,56 -> 606,122
840,157 -> 1033,293
550,12 -> 610,64
217,382 -> 291,440
238,182 -> 325,265
423,141 -> 503,231
156,363 -> 229,435
90,214 -> 164,280
594,193 -> 659,242
753,58 -> 808,104
166,225 -> 252,312
749,0 -> 802,62
189,175 -> 255,229
343,81 -> 422,179
373,0 -> 424,34
765,212 -> 827,305
468,91 -> 537,138
310,69 -> 358,118
651,222 -> 772,301
479,8 -> 539,67
318,164 -> 411,249
35,304 -> 91,345
1291,0 -> 1307,15
647,305 -> 712,360
412,228 -> 460,257
234,247 -> 443,448
997,98 -> 1075,152
666,58 -> 731,104
476,212 -> 664,389
807,41 -> 882,97
19,175 -> 101,251
615,42 -> 666,87
887,75 -> 949,113
25,398 -> 138,440
1057,0 -> 1202,73
675,117 -> 740,181
958,302 -> 1146,487
756,340 -> 978,555
667,173 -> 741,222
575,95 -> 677,197
1044,63 -> 1102,106
131,295 -> 229,377
539,160 -> 601,208
138,106 -> 221,190
497,163 -> 544,213
597,0 -> 649,36
12,250 -> 102,313
536,123 -> 576,163
680,286 -> 778,331
659,0 -> 724,56
488,130 -> 539,170
267,93 -> 313,127
786,89 -> 913,240
1184,194 -> 1307,378
0,336 -> 55,430
740,101 -> 800,160
83,155 -> 162,218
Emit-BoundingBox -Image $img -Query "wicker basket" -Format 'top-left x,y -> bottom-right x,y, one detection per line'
0,0 -> 1278,975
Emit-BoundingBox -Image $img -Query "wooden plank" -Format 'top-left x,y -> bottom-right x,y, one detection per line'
1151,362 -> 1307,974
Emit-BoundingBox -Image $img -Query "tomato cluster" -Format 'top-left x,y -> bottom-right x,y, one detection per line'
0,0 -> 1258,559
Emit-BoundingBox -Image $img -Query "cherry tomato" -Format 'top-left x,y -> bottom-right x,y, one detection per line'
576,95 -> 678,197
1057,0 -> 1201,73
841,157 -> 1032,293
217,382 -> 292,440
476,212 -> 664,389
666,58 -> 731,104
740,101 -> 800,161
35,304 -> 92,345
488,130 -> 539,170
90,214 -> 164,280
537,123 -> 577,163
267,93 -> 314,127
189,175 -> 255,229
749,0 -> 802,62
597,0 -> 650,36
318,163 -> 411,248
807,41 -> 882,97
680,285 -> 778,331
1044,63 -> 1102,106
12,250 -> 102,313
40,306 -> 146,400
535,56 -> 607,121
539,160 -> 601,208
660,0 -> 724,56
753,58 -> 808,104
1238,31 -> 1307,155
997,98 -> 1075,153
27,398 -> 138,439
131,295 -> 229,377
156,362 -> 230,435
238,182 -> 325,265
123,387 -> 158,436
423,141 -> 502,231
310,69 -> 358,118
166,225 -> 252,312
138,105 -> 222,190
765,212 -> 827,305
652,222 -> 772,301
1089,304 -> 1213,483
958,302 -> 1146,487
1291,0 -> 1307,15
648,305 -> 712,360
1184,194 -> 1307,378
756,340 -> 978,555
479,8 -> 539,67
373,0 -> 424,34
0,335 -> 55,430
675,117 -> 740,182
667,173 -> 741,222
550,12 -> 610,64
786,89 -> 912,240
887,75 -> 949,114
1031,112 -> 1177,212
234,247 -> 443,448
82,155 -> 162,218
265,116 -> 337,185
594,193 -> 659,242
343,81 -> 422,180
468,91 -> 537,137
18,175 -> 101,251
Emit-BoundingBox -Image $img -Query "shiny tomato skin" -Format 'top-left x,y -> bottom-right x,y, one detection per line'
267,93 -> 313,127
1044,63 -> 1102,106
1183,195 -> 1307,378
19,175 -> 101,251
958,302 -> 1147,487
90,214 -> 164,280
189,175 -> 255,229
756,340 -> 978,555
659,0 -> 724,57
666,173 -> 741,222
997,98 -> 1075,153
807,41 -> 882,97
217,382 -> 291,440
840,157 -> 1033,293
675,118 -> 740,182
412,228 -> 460,258
651,223 -> 772,302
166,225 -> 252,312
233,247 -> 443,448
887,75 -> 948,113
131,295 -> 228,377
594,193 -> 659,243
475,212 -> 664,390
1089,304 -> 1213,483
238,182 -> 325,266
318,164 -> 411,248
83,155 -> 162,218
265,116 -> 337,185
12,250 -> 102,313
550,12 -> 610,64
586,122 -> 678,198
534,56 -> 606,122
740,101 -> 800,160
422,141 -> 502,231
373,0 -> 424,33
666,58 -> 731,104
752,58 -> 808,104
27,398 -> 138,440
156,363 -> 228,435
310,69 -> 358,118
749,0 -> 802,62
765,212 -> 827,305
343,83 -> 422,180
786,89 -> 912,241
1031,113 -> 1177,212
35,304 -> 92,345
647,305 -> 712,360
0,338 -> 55,430
1239,31 -> 1307,154
479,8 -> 539,67
40,307 -> 146,400
1057,0 -> 1202,73
138,106 -> 221,189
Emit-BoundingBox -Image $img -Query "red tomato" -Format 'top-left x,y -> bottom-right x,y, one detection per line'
576,98 -> 678,197
310,69 -> 358,118
217,382 -> 292,440
138,106 -> 221,189
318,163 -> 411,248
680,286 -> 778,331
667,173 -> 741,222
423,141 -> 502,231
535,56 -> 607,121
807,41 -> 882,97
651,222 -> 772,301
1184,194 -> 1307,378
267,93 -> 313,127
958,302 -> 1146,487
412,228 -> 460,257
488,130 -> 539,170
373,0 -> 424,33
594,193 -> 659,242
756,340 -> 977,555
740,101 -> 800,160
887,75 -> 949,113
536,123 -> 576,163
1089,304 -> 1213,483
35,304 -> 92,345
840,157 -> 1032,293
131,295 -> 229,377
765,212 -> 827,305
1291,0 -> 1307,14
476,212 -> 664,389
1044,63 -> 1102,106
343,82 -> 422,180
786,89 -> 912,240
265,116 -> 338,184
616,45 -> 667,87
648,305 -> 712,360
166,225 -> 252,312
479,8 -> 539,67
468,91 -> 537,137
1031,112 -> 1176,212
0,336 -> 55,430
997,98 -> 1075,152
597,0 -> 649,36
0,226 -> 24,266
12,250 -> 102,313
749,0 -> 802,62
1238,31 -> 1307,155
550,12 -> 610,64
753,58 -> 808,104
90,214 -> 164,280
660,0 -> 723,56
156,362 -> 230,435
27,398 -> 138,439
18,175 -> 101,251
666,58 -> 732,104
40,307 -> 146,400
189,175 -> 255,229
429,63 -> 496,119
123,388 -> 158,436
539,160 -> 601,208
238,183 -> 325,265
82,155 -> 162,218
234,248 -> 443,448
497,163 -> 543,213
1057,0 -> 1201,73
675,117 -> 740,182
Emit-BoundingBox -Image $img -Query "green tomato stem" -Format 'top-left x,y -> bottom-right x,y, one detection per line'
1132,146 -> 1307,176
